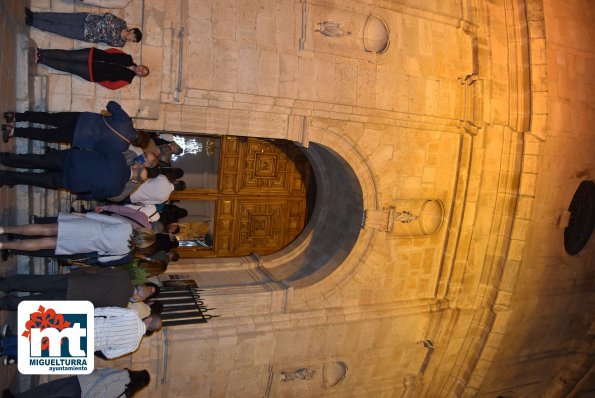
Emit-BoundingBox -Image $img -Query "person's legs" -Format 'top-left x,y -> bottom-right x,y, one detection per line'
0,171 -> 64,190
0,150 -> 68,170
0,237 -> 57,252
33,216 -> 59,224
39,58 -> 91,81
40,48 -> 89,63
3,217 -> 59,242
0,336 -> 18,357
14,376 -> 81,398
13,127 -> 74,144
14,111 -> 80,129
5,248 -> 56,258
30,12 -> 87,41
38,49 -> 91,81
0,292 -> 68,311
0,274 -> 68,293
1,224 -> 58,237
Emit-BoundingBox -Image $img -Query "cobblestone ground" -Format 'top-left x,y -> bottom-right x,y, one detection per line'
0,1 -> 33,392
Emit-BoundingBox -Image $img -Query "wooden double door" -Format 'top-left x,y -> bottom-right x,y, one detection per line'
171,136 -> 314,258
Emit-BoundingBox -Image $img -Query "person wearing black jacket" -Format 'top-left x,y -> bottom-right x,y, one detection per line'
36,47 -> 149,90
0,140 -> 147,200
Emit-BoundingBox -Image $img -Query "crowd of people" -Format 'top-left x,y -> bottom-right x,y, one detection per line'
0,7 -> 193,398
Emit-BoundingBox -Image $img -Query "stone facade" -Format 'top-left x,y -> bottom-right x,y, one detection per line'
21,0 -> 595,397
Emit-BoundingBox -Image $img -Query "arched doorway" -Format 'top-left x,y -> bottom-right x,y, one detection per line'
161,133 -> 316,258
167,139 -> 367,291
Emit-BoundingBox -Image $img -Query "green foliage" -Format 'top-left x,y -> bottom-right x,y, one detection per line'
122,259 -> 150,285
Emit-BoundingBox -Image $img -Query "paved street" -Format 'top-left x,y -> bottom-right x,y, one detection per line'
0,1 -> 34,392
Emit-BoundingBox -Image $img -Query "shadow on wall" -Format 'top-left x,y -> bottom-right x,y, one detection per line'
264,143 -> 364,288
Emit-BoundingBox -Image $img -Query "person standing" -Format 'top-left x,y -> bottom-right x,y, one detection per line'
2,101 -> 141,151
0,142 -> 147,200
0,267 -> 160,311
158,204 -> 189,225
129,176 -> 186,205
0,214 -> 155,265
0,308 -> 161,361
26,7 -> 142,47
2,368 -> 150,398
94,307 -> 162,359
36,47 -> 149,90
109,175 -> 185,204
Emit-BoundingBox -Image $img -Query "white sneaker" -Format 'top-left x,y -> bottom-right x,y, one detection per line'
1,324 -> 9,338
3,356 -> 15,366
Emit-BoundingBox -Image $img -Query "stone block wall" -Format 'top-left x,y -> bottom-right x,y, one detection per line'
25,0 -> 595,397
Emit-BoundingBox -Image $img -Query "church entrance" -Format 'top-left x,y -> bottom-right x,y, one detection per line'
161,134 -> 315,258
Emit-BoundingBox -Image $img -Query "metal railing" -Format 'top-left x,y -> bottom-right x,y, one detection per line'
158,285 -> 217,327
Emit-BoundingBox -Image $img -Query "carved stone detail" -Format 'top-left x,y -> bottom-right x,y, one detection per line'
280,368 -> 316,382
394,210 -> 419,224
363,208 -> 395,232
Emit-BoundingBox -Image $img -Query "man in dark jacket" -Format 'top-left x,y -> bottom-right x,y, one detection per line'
0,139 -> 147,200
0,267 -> 160,311
2,101 -> 137,151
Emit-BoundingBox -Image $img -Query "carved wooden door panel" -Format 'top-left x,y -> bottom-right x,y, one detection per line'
171,137 -> 313,258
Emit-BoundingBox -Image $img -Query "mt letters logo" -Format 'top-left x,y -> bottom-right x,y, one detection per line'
18,301 -> 94,374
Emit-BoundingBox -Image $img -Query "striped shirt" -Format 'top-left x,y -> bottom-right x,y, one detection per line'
94,307 -> 146,359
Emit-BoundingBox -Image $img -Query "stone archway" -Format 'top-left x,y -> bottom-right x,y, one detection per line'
260,142 -> 364,287
165,128 -> 379,314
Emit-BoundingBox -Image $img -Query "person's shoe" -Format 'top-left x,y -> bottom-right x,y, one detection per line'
0,171 -> 14,189
2,388 -> 16,398
1,125 -> 13,143
0,171 -> 11,188
0,250 -> 10,262
24,7 -> 33,26
2,113 -> 14,124
3,356 -> 16,366
1,324 -> 11,338
33,48 -> 46,64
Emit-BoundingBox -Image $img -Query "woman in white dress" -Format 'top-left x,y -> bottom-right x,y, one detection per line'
0,212 -> 154,264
